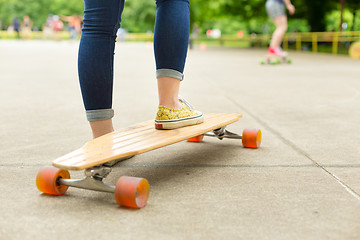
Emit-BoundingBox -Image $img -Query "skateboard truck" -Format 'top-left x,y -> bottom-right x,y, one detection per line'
59,166 -> 115,193
37,165 -> 150,208
188,127 -> 261,149
205,127 -> 242,140
59,156 -> 137,194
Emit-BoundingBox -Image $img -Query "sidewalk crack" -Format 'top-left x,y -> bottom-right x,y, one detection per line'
227,96 -> 360,201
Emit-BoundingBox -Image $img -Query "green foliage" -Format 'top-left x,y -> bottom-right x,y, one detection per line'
0,0 -> 359,33
296,0 -> 338,32
195,17 -> 246,35
222,0 -> 267,20
326,9 -> 360,31
213,18 -> 247,35
0,0 -> 83,29
121,0 -> 156,32
288,19 -> 311,32
190,0 -> 227,26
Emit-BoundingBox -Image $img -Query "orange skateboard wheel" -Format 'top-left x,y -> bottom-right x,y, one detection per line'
36,166 -> 70,195
242,129 -> 261,148
187,135 -> 204,142
115,176 -> 149,208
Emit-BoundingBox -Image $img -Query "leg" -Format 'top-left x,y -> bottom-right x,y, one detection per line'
78,0 -> 124,138
89,119 -> 114,139
270,15 -> 288,48
157,77 -> 182,109
153,0 -> 203,129
154,0 -> 190,110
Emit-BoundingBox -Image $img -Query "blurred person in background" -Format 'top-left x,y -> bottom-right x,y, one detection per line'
189,23 -> 199,50
266,0 -> 295,56
78,0 -> 203,138
12,17 -> 21,39
22,16 -> 32,39
60,14 -> 82,40
43,15 -> 54,40
52,15 -> 64,41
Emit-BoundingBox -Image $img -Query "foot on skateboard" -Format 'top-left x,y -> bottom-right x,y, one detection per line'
155,97 -> 203,130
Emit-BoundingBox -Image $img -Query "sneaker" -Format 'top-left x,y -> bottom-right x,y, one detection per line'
155,97 -> 204,130
268,47 -> 288,57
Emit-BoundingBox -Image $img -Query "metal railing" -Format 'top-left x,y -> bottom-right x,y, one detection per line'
1,30 -> 360,55
194,31 -> 360,55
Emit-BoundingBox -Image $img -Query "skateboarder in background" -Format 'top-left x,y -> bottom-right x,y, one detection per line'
266,0 -> 295,56
12,17 -> 21,39
78,0 -> 203,139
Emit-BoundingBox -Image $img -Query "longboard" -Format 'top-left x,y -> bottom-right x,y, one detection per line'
36,113 -> 261,209
261,54 -> 292,65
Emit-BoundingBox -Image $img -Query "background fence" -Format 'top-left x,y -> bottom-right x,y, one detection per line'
1,30 -> 360,56
195,31 -> 360,56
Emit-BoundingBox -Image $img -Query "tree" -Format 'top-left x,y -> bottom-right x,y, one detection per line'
0,0 -> 83,29
121,0 -> 156,32
346,0 -> 360,31
0,0 -> 358,33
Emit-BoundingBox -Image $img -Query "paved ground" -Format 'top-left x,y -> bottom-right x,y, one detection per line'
0,40 -> 359,239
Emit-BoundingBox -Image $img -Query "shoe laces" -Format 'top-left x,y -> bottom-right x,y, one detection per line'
178,95 -> 194,110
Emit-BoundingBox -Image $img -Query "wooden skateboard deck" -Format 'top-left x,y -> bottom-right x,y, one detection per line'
53,113 -> 242,171
37,112 -> 261,208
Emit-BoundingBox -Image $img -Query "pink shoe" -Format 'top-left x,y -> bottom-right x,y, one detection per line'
268,47 -> 287,57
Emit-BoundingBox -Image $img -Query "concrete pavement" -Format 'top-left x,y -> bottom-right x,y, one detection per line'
0,40 -> 359,239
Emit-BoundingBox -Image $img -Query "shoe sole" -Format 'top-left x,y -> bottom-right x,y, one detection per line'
155,115 -> 204,130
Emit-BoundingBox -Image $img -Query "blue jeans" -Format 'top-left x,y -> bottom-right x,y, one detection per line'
78,0 -> 190,121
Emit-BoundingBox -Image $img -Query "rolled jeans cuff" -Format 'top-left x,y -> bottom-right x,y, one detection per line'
156,69 -> 184,81
86,109 -> 114,121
